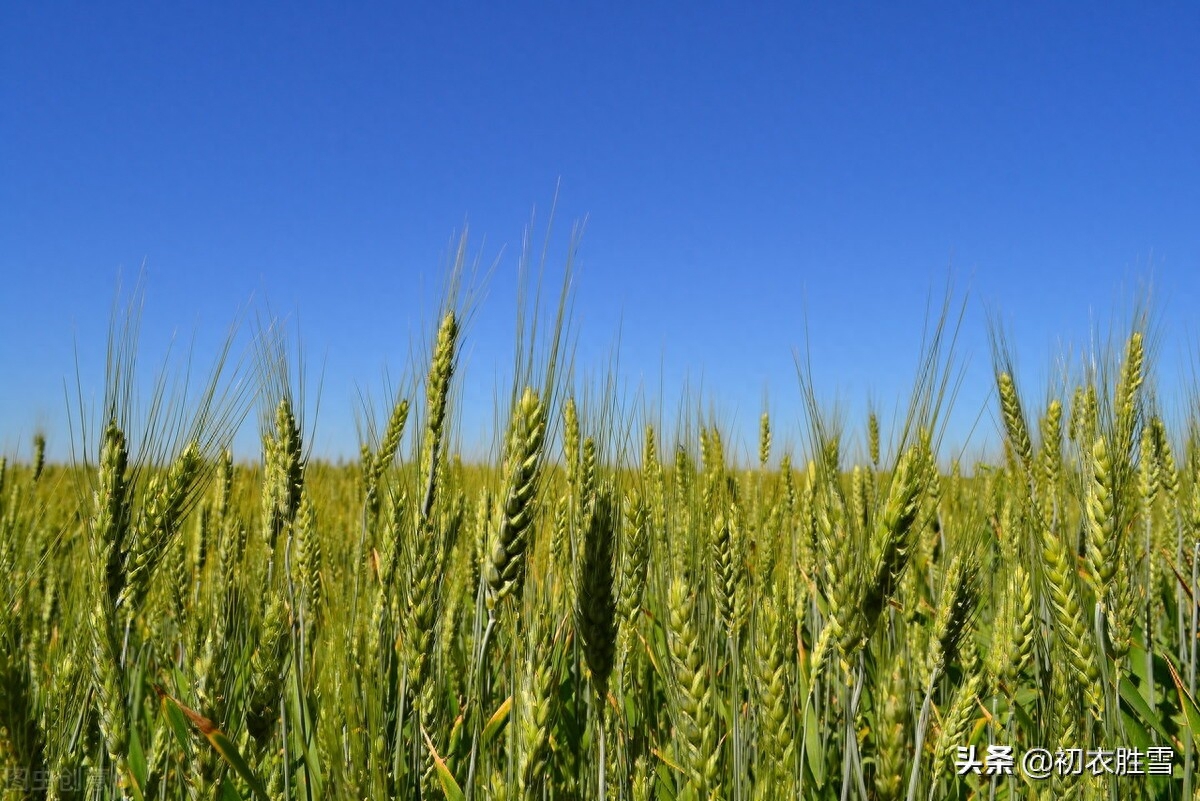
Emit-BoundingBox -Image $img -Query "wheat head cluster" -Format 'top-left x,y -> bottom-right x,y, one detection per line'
1,268 -> 1198,801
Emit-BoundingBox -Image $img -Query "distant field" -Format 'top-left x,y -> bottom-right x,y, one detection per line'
2,296 -> 1196,800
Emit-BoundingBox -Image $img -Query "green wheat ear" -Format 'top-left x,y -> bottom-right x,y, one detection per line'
932,666 -> 985,775
759,412 -> 772,469
926,553 -> 978,685
754,597 -> 794,786
576,488 -> 618,696
487,386 -> 547,607
1085,435 -> 1117,596
868,411 -> 880,467
290,489 -> 322,649
617,492 -> 650,625
995,563 -> 1036,686
841,445 -> 925,654
121,441 -> 202,615
419,310 -> 459,519
365,395 -> 410,518
518,612 -> 560,796
88,421 -> 132,784
32,432 -> 46,483
1114,330 -> 1144,460
563,395 -> 581,490
997,372 -> 1033,475
1041,513 -> 1103,719
262,396 -> 304,557
1038,399 -> 1063,494
667,573 -> 720,799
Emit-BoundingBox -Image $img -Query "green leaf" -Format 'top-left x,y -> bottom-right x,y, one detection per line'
804,700 -> 825,787
1122,708 -> 1153,752
1167,658 -> 1200,745
649,747 -> 683,797
653,754 -> 678,801
156,685 -> 270,801
421,726 -> 465,801
207,729 -> 269,800
1120,675 -> 1174,744
162,690 -> 192,751
482,695 -> 511,746
219,775 -> 244,801
1012,699 -> 1038,740
286,667 -> 323,801
122,729 -> 146,800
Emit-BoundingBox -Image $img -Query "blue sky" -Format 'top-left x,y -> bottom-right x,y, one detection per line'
2,2 -> 1198,464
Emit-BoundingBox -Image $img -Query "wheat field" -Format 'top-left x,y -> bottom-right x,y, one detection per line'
1,278 -> 1198,801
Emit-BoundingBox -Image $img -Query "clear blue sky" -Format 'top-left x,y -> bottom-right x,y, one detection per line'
3,2 -> 1198,464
